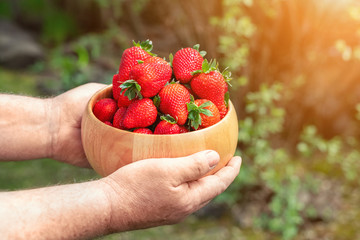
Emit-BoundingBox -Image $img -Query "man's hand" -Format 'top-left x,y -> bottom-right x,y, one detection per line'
0,150 -> 241,239
101,150 -> 242,232
0,83 -> 105,164
50,83 -> 106,167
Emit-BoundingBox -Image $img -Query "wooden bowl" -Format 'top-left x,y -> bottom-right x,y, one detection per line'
81,85 -> 238,177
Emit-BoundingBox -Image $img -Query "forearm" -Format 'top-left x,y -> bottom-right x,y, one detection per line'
0,94 -> 54,161
0,180 -> 111,240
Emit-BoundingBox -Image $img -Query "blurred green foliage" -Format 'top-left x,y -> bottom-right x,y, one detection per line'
2,0 -> 78,44
214,0 -> 360,239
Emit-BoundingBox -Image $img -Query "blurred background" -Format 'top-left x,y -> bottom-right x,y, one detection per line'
1,0 -> 360,239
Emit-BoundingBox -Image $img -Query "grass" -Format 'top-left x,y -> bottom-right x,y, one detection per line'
96,216 -> 272,240
0,68 -> 41,96
0,159 -> 99,190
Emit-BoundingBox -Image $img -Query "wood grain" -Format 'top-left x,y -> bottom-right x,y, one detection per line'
81,85 -> 239,177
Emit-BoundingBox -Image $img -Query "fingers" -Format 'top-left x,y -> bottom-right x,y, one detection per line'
212,156 -> 242,188
67,83 -> 107,101
186,156 -> 242,208
79,83 -> 107,94
168,150 -> 220,186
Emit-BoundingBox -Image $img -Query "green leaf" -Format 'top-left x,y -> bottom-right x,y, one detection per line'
225,92 -> 230,108
190,94 -> 195,102
135,83 -> 141,91
222,67 -> 233,87
191,70 -> 202,76
202,59 -> 210,72
186,102 -> 197,112
169,53 -> 173,67
186,100 -> 215,130
200,108 -> 213,116
153,95 -> 160,108
160,114 -> 177,124
188,110 -> 201,130
120,80 -> 142,100
193,44 -> 200,51
199,101 -> 212,109
209,59 -> 218,70
192,44 -> 207,57
187,111 -> 195,120
201,59 -> 218,74
200,50 -> 207,58
132,39 -> 156,56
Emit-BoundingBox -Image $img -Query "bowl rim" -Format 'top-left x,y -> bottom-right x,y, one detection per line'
86,84 -> 236,137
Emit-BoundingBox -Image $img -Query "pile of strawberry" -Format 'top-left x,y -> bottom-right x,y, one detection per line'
93,40 -> 231,134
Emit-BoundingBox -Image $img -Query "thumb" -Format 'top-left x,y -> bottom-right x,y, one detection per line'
169,150 -> 220,185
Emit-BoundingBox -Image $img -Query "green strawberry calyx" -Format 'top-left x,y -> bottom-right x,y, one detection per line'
133,39 -> 157,56
153,95 -> 161,108
187,97 -> 213,130
160,114 -> 177,124
222,67 -> 233,87
193,44 -> 207,58
120,80 -> 143,100
191,59 -> 233,88
191,59 -> 218,76
169,53 -> 174,67
225,92 -> 230,108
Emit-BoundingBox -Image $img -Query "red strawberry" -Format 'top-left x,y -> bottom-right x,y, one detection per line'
190,59 -> 231,118
113,40 -> 154,100
120,59 -> 172,99
117,93 -> 134,108
93,98 -> 118,122
154,116 -> 180,134
133,128 -> 153,134
158,83 -> 190,125
104,121 -> 112,126
143,56 -> 168,65
114,73 -> 134,107
183,83 -> 198,99
121,98 -> 157,129
187,99 -> 220,130
113,107 -> 127,129
179,125 -> 190,133
112,74 -> 121,101
172,44 -> 206,83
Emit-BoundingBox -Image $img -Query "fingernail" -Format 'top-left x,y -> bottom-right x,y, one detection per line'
205,150 -> 220,168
